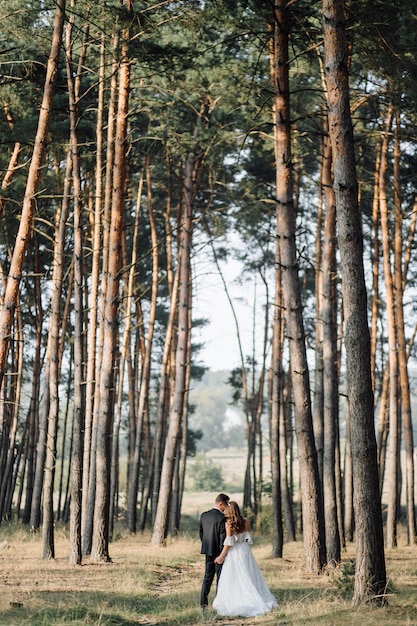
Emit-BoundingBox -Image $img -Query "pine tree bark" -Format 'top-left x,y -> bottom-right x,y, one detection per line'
127,160 -> 159,533
21,249 -> 43,524
322,0 -> 387,603
90,19 -> 130,561
379,105 -> 399,550
151,158 -> 193,545
83,31 -> 119,558
42,196 -> 69,559
270,241 -> 283,557
321,130 -> 340,564
82,33 -> 106,546
392,110 -> 416,545
270,0 -> 325,572
66,10 -> 88,565
0,0 -> 66,388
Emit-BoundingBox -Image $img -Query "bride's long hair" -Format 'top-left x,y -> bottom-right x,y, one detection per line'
225,501 -> 245,534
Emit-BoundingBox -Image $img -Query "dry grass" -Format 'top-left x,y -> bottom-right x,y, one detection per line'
1,511 -> 417,625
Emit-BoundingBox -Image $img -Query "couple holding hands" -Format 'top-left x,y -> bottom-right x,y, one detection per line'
199,493 -> 278,617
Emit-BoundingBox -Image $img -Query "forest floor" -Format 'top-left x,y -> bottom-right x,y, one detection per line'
1,502 -> 417,625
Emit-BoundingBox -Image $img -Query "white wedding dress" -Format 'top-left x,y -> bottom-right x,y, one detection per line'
212,531 -> 278,617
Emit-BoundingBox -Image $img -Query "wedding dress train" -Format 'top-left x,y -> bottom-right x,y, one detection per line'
212,531 -> 278,617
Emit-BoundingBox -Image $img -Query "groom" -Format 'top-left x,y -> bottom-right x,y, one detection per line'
199,493 -> 229,609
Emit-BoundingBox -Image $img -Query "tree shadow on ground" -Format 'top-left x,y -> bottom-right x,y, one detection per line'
0,588 -> 204,626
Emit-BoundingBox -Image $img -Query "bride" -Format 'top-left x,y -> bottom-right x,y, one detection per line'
213,501 -> 278,617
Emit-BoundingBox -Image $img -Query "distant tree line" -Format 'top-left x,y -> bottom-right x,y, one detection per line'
1,0 -> 417,605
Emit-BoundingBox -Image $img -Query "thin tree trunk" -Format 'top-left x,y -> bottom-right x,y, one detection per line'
140,268 -> 179,531
0,300 -> 23,520
271,1 -> 325,572
270,239 -> 283,557
42,149 -> 74,560
321,129 -> 340,565
22,248 -> 43,524
83,32 -> 119,557
0,0 -> 66,388
343,401 -> 354,542
379,105 -> 399,550
392,110 -> 416,545
90,15 -> 130,561
127,160 -> 159,533
377,364 -> 390,492
280,376 -> 296,542
151,140 -> 196,546
313,144 -> 324,486
57,358 -> 72,521
67,11 -> 88,565
370,143 -> 382,393
82,33 -> 106,547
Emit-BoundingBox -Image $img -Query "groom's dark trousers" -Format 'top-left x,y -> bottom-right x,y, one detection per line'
199,507 -> 226,607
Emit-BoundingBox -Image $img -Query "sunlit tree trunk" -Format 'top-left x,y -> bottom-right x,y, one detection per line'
392,110 -> 416,545
0,0 -> 66,388
127,159 -> 159,533
83,33 -> 118,557
151,184 -> 192,544
376,365 -> 389,492
322,0 -> 387,603
90,15 -> 130,562
141,267 -> 179,531
379,105 -> 399,550
151,132 -> 198,545
0,104 -> 22,216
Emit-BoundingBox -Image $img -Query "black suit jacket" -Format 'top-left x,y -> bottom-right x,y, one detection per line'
200,507 -> 226,556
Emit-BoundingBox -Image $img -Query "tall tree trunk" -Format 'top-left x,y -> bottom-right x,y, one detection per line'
321,130 -> 340,564
270,240 -> 283,557
141,267 -> 179,531
379,105 -> 399,550
0,0 -> 66,388
151,146 -> 196,546
83,32 -> 119,557
370,143 -> 382,393
376,364 -> 390,492
392,110 -> 416,545
280,376 -> 296,542
322,0 -> 387,604
67,10 -> 88,565
127,160 -> 159,533
42,141 -> 74,559
90,16 -> 130,561
270,1 -> 325,572
313,149 -> 324,486
169,299 -> 192,535
82,33 -> 106,547
113,172 -> 142,536
22,247 -> 43,524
